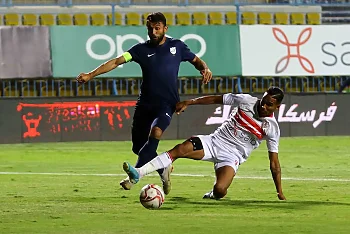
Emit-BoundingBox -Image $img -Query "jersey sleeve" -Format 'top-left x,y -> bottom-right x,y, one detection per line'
265,120 -> 280,153
180,41 -> 196,62
222,93 -> 252,107
125,43 -> 141,63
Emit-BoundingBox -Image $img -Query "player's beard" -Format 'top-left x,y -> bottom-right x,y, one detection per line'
151,34 -> 165,45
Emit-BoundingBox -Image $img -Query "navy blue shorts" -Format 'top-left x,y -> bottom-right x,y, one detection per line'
131,104 -> 174,155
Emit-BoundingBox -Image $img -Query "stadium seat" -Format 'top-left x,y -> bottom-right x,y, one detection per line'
77,84 -> 92,96
208,12 -> 222,25
178,77 -> 188,94
4,13 -> 19,26
240,77 -> 257,93
22,14 -> 37,26
142,12 -> 150,24
95,84 -> 111,96
90,13 -> 105,26
221,77 -> 238,93
291,13 -> 305,25
306,12 -> 321,25
21,84 -> 37,97
175,12 -> 190,25
225,12 -> 237,25
40,84 -> 56,97
59,83 -> 73,97
258,12 -> 272,25
163,12 -> 174,25
4,87 -> 19,97
73,13 -> 88,26
107,13 -> 122,25
192,12 -> 207,25
242,12 -> 255,25
275,13 -> 289,25
255,77 -> 274,93
39,14 -> 55,26
125,12 -> 140,25
57,14 -> 72,25
201,77 -> 223,94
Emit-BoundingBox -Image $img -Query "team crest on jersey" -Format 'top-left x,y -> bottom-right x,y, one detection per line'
261,120 -> 270,133
170,47 -> 176,55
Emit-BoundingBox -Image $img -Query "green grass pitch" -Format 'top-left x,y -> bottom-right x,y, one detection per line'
0,136 -> 349,234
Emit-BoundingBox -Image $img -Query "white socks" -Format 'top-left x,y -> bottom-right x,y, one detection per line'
137,152 -> 173,177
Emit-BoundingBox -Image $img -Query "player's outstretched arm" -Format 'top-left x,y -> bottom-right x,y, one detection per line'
76,55 -> 127,84
190,56 -> 212,84
175,95 -> 223,114
268,152 -> 286,200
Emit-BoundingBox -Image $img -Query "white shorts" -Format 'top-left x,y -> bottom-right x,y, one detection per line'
196,135 -> 240,173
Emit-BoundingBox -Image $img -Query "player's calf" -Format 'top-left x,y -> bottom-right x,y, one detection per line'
213,183 -> 228,199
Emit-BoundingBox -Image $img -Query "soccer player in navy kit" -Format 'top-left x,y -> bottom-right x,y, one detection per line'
76,12 -> 212,195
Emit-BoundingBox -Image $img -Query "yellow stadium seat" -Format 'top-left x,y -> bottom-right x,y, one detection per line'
73,13 -> 88,26
125,12 -> 140,25
4,87 -> 19,97
192,12 -> 206,25
77,84 -> 92,96
163,12 -> 173,25
258,12 -> 272,25
176,12 -> 190,25
306,12 -> 321,25
0,15 -> 2,25
291,13 -> 304,25
275,13 -> 289,25
39,14 -> 54,26
22,14 -> 37,26
57,14 -> 72,25
95,85 -> 111,96
107,13 -> 122,25
242,12 -> 255,25
90,13 -> 105,26
4,13 -> 19,26
22,85 -> 37,97
40,85 -> 56,97
142,12 -> 150,25
225,12 -> 237,25
208,12 -> 222,25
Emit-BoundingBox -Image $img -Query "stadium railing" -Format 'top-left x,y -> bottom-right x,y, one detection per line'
0,0 -> 349,97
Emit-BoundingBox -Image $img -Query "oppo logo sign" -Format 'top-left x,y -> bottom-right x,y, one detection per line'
86,33 -> 207,61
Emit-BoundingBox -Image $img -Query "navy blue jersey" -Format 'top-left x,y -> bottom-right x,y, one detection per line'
126,37 -> 196,108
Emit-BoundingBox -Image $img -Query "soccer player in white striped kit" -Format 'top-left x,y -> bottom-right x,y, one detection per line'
123,87 -> 286,200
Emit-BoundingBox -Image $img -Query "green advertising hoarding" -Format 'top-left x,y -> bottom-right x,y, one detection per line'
50,25 -> 241,78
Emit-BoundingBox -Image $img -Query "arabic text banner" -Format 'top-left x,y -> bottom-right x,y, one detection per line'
0,94 -> 347,144
50,26 -> 242,78
202,93 -> 346,137
239,25 -> 350,76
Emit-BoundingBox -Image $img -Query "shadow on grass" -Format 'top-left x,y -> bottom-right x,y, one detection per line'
166,196 -> 350,210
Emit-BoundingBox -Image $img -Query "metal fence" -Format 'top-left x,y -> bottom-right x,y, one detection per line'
1,76 -> 348,98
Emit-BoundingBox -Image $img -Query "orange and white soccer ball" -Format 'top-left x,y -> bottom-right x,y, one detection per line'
139,184 -> 165,209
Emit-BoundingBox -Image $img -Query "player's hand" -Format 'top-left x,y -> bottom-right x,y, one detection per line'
200,68 -> 212,84
277,193 -> 286,200
76,73 -> 93,84
175,101 -> 191,114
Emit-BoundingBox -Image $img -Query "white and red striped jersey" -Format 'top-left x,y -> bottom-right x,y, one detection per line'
210,93 -> 280,164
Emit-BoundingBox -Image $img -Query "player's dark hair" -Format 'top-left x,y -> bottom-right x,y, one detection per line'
147,12 -> 167,26
267,86 -> 284,104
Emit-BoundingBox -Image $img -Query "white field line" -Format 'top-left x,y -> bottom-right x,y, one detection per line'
0,171 -> 349,182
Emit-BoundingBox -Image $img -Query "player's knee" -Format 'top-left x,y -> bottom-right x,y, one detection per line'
132,145 -> 140,155
150,127 -> 163,139
213,183 -> 228,199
